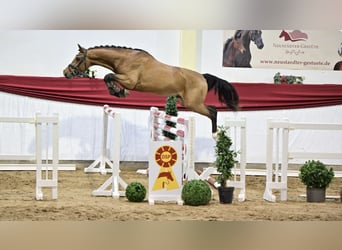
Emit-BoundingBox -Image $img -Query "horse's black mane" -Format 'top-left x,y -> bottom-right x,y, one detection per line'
223,38 -> 232,52
88,45 -> 150,54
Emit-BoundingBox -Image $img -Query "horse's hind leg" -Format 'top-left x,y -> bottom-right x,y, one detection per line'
201,105 -> 219,139
104,73 -> 130,98
207,105 -> 218,134
182,84 -> 218,138
188,103 -> 218,138
176,95 -> 185,106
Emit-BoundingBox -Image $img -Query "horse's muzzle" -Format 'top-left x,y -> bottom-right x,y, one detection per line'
63,69 -> 73,79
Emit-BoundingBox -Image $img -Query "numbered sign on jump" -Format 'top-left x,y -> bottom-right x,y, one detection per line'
148,141 -> 183,205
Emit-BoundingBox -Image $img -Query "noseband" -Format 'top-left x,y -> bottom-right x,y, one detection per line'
68,50 -> 88,77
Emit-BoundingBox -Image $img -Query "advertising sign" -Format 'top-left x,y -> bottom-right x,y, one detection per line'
222,30 -> 342,70
148,141 -> 183,205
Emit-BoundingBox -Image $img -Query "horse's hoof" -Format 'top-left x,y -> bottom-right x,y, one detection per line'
104,73 -> 115,82
212,132 -> 218,140
124,89 -> 130,97
118,89 -> 130,98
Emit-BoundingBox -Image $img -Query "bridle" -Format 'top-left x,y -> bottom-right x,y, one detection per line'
67,50 -> 88,77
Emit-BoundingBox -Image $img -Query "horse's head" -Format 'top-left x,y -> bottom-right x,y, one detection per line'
222,30 -> 245,54
232,39 -> 246,53
250,30 -> 264,49
63,44 -> 89,79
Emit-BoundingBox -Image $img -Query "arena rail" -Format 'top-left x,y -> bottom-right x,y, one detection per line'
0,113 -> 76,200
263,119 -> 342,202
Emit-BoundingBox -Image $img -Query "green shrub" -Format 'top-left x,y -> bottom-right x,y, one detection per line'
125,182 -> 146,202
299,160 -> 334,188
181,179 -> 211,206
163,96 -> 178,140
214,126 -> 238,186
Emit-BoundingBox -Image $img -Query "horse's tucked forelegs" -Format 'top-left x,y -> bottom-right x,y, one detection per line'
104,73 -> 130,98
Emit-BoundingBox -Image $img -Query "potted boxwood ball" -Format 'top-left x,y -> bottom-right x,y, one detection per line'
299,160 -> 334,202
181,179 -> 212,206
125,182 -> 147,202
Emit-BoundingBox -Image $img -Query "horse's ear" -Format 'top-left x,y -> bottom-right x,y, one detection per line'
78,44 -> 86,52
234,30 -> 242,39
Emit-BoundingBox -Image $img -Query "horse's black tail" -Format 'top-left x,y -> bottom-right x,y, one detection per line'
203,73 -> 239,111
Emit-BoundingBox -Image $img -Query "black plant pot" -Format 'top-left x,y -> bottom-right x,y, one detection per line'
306,187 -> 326,202
218,186 -> 234,204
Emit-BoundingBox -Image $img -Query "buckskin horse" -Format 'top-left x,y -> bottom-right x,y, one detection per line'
63,44 -> 239,138
223,30 -> 264,67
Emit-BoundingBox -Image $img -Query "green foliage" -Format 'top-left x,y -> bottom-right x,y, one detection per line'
181,179 -> 212,206
214,126 -> 238,186
125,182 -> 146,202
163,96 -> 178,140
299,160 -> 334,188
273,72 -> 304,84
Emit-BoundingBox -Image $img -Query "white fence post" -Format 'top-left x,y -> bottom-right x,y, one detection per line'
186,116 -> 196,180
226,117 -> 247,202
35,113 -> 59,200
263,119 -> 289,202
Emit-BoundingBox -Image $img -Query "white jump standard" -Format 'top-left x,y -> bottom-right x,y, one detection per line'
150,107 -> 196,181
35,113 -> 59,200
85,105 -> 127,198
149,107 -> 195,205
197,117 -> 247,202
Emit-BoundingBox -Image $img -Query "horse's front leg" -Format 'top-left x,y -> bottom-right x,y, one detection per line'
104,73 -> 130,98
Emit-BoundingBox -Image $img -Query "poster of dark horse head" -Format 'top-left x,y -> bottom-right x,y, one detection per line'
222,30 -> 264,68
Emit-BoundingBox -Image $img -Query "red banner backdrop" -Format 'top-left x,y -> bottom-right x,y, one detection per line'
1,75 -> 342,111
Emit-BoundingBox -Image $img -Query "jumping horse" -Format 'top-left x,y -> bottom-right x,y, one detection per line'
223,30 -> 264,67
63,44 -> 239,138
